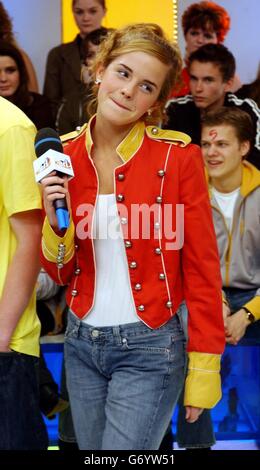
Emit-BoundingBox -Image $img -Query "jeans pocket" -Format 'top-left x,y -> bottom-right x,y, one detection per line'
122,331 -> 173,355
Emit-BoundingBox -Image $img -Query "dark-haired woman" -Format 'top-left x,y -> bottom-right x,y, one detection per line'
0,40 -> 54,129
0,1 -> 38,92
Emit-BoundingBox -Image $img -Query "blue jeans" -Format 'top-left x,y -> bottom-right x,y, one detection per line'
0,351 -> 48,450
64,311 -> 186,450
176,288 -> 259,448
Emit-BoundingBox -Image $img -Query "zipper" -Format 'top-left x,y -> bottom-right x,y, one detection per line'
212,196 -> 245,286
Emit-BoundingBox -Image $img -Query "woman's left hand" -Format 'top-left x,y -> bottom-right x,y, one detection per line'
185,406 -> 204,423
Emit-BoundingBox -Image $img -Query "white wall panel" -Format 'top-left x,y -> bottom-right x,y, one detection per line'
3,0 -> 61,91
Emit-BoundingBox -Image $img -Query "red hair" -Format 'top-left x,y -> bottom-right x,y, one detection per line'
182,1 -> 230,43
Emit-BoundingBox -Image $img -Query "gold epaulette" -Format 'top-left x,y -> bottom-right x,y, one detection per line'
146,126 -> 191,147
60,123 -> 88,146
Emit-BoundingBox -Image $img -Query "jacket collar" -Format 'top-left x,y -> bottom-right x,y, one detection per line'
85,115 -> 145,163
207,160 -> 260,199
240,160 -> 260,196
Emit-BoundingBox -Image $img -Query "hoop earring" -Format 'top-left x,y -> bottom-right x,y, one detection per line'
94,78 -> 102,85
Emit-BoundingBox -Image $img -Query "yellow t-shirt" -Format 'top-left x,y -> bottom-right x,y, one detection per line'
0,97 -> 42,356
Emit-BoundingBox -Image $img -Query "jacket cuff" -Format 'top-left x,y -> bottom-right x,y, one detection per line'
244,296 -> 260,321
184,352 -> 222,408
42,217 -> 75,265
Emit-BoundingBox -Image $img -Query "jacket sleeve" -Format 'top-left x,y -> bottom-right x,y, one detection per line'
244,291 -> 260,321
179,144 -> 225,408
57,97 -> 76,135
40,217 -> 76,286
43,46 -> 63,118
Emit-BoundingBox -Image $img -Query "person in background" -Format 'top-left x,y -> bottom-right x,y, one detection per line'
0,40 -> 62,429
0,1 -> 38,92
40,23 -> 224,450
165,44 -> 260,170
0,41 -> 54,129
0,96 -> 48,450
57,27 -> 110,135
171,1 -> 240,97
44,0 -> 107,120
189,106 -> 260,441
201,107 -> 260,343
164,45 -> 260,449
174,107 -> 260,450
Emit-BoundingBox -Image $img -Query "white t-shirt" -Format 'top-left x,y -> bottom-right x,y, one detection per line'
212,187 -> 240,231
83,194 -> 138,326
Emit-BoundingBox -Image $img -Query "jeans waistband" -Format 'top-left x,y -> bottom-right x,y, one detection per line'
67,310 -> 181,340
223,287 -> 257,295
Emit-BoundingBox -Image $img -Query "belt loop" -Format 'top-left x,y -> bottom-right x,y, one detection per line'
73,317 -> 80,337
113,326 -> 121,345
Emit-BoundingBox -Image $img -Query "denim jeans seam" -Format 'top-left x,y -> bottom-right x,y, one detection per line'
65,315 -> 185,449
142,382 -> 170,449
123,345 -> 170,354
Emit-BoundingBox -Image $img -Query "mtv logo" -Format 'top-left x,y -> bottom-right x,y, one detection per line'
33,149 -> 74,182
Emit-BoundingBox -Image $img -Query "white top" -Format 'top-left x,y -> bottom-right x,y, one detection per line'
83,194 -> 138,326
212,187 -> 240,231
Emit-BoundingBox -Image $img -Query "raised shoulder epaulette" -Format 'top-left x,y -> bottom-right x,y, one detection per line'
146,126 -> 191,147
60,123 -> 88,146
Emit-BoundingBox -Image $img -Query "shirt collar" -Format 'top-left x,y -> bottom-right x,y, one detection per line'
85,115 -> 145,163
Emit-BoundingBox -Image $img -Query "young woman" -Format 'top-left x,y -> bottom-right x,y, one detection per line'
43,0 -> 107,119
40,24 -> 225,450
0,41 -> 53,129
0,1 -> 38,92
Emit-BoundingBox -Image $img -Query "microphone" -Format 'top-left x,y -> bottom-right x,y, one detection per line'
33,128 -> 74,231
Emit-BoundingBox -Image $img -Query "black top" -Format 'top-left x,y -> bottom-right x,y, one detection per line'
22,92 -> 55,130
165,92 -> 260,169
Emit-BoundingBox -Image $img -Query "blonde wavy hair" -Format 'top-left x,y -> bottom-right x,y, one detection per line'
87,23 -> 182,125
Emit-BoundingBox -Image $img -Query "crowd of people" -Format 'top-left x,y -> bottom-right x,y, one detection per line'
0,0 -> 259,451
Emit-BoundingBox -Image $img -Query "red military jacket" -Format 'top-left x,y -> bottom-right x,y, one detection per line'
41,118 -> 225,408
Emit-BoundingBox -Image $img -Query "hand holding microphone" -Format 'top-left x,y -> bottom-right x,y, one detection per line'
33,128 -> 74,231
41,170 -> 69,230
